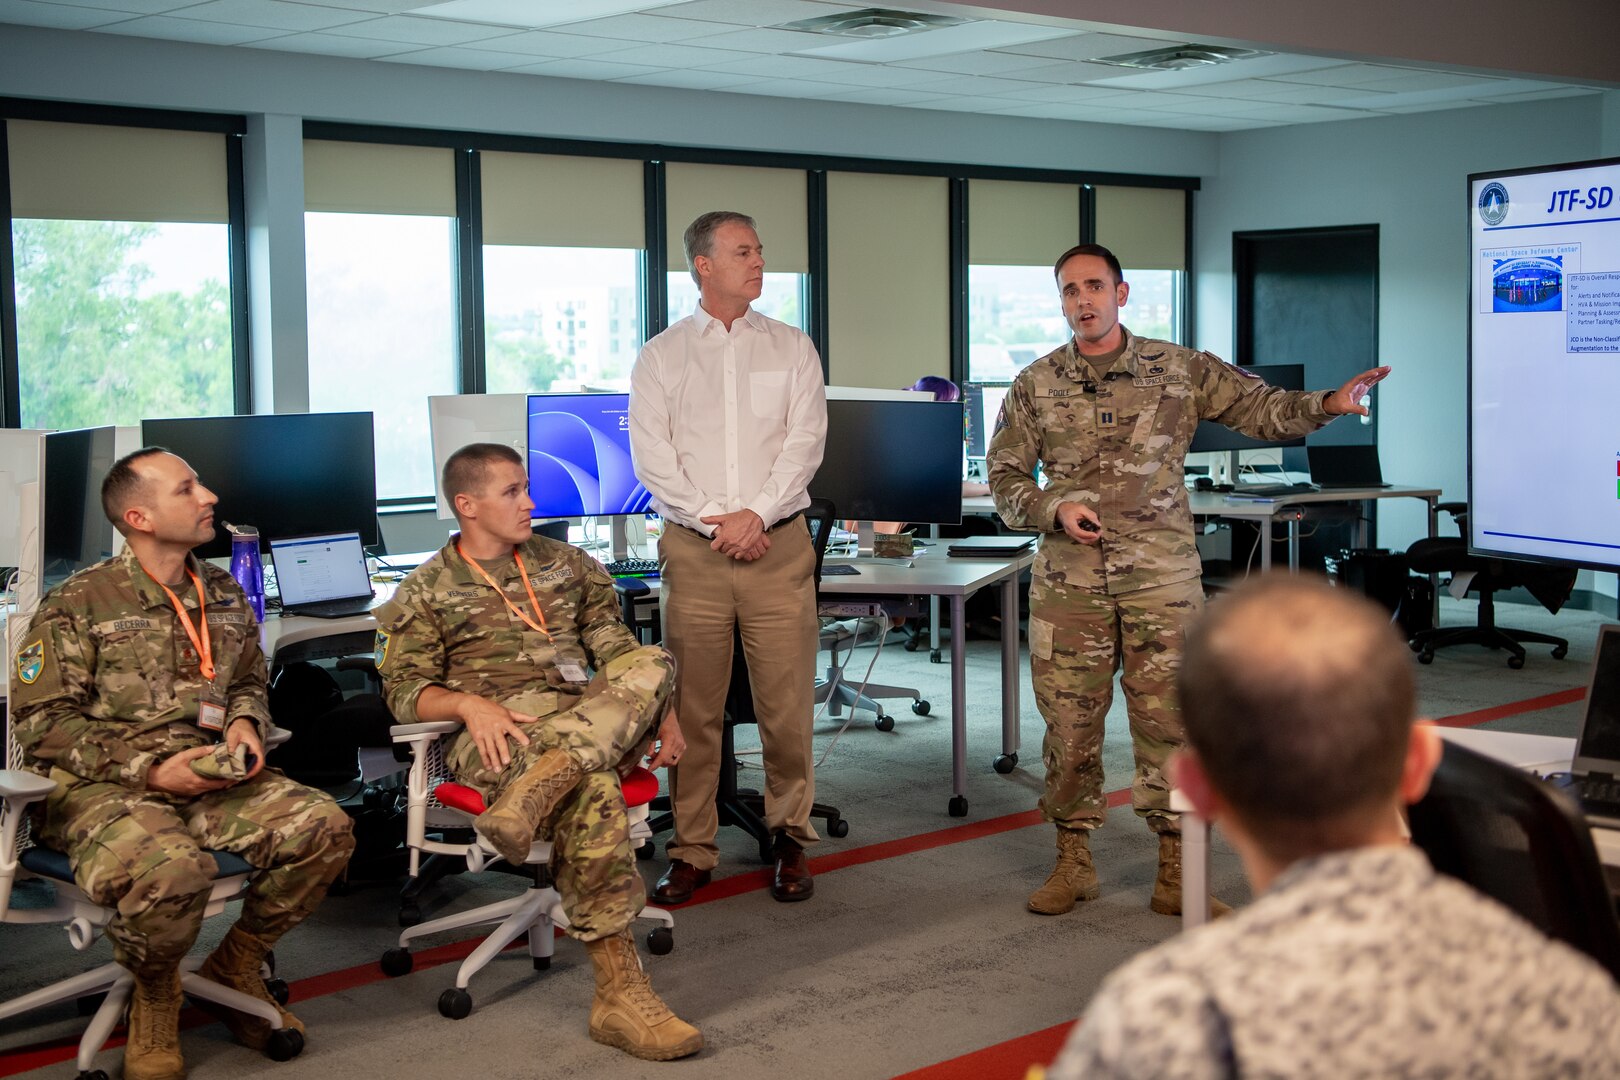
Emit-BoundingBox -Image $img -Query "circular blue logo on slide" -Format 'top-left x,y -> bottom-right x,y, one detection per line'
1478,182 -> 1509,226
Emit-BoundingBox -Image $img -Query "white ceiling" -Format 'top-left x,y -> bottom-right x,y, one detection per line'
0,0 -> 1605,132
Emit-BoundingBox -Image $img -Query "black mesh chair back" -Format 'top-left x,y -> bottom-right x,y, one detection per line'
1408,740 -> 1620,981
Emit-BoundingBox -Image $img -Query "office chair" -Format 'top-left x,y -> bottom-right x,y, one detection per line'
378,721 -> 673,1019
1408,740 -> 1620,982
1405,502 -> 1573,668
0,722 -> 304,1077
815,616 -> 929,731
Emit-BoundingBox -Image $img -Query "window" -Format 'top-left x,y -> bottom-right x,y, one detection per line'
7,120 -> 236,428
666,271 -> 806,330
966,179 -> 1079,384
1096,186 -> 1188,345
304,140 -> 459,501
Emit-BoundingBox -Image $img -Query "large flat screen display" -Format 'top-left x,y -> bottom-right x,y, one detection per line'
526,393 -> 652,518
811,399 -> 964,525
1469,156 -> 1620,570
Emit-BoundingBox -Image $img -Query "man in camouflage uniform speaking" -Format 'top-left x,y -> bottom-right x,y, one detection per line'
10,448 -> 355,1080
375,442 -> 700,1062
989,244 -> 1388,918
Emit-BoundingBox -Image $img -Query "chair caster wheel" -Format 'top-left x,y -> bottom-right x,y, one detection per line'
904,636 -> 922,652
1508,653 -> 1525,670
398,903 -> 421,928
874,714 -> 895,732
78,1071 -> 110,1080
912,700 -> 931,716
826,816 -> 850,838
635,840 -> 656,861
1418,650 -> 1434,664
439,987 -> 473,1019
1553,644 -> 1568,659
993,753 -> 1018,775
1408,639 -> 1422,653
380,947 -> 413,977
948,795 -> 968,817
533,955 -> 551,971
266,977 -> 290,1006
929,649 -> 943,664
265,1027 -> 304,1061
647,926 -> 674,955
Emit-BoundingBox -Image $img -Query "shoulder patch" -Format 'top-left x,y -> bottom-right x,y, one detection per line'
16,639 -> 44,684
12,634 -> 63,705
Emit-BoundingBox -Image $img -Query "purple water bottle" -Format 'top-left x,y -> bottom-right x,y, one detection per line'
226,523 -> 265,622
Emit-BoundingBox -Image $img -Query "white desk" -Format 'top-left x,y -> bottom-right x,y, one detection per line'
1190,485 -> 1443,572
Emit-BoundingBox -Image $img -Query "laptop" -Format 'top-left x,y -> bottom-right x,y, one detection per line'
1306,444 -> 1392,489
947,534 -> 1036,557
269,531 -> 379,619
1546,624 -> 1620,828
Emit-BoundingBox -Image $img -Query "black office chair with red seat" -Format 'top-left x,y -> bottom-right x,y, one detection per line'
1405,502 -> 1573,669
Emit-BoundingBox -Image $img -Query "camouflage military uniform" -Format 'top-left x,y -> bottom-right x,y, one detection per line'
10,546 -> 355,977
989,330 -> 1333,833
376,534 -> 672,941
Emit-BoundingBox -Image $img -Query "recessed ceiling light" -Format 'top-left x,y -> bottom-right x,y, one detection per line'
1093,44 -> 1269,70
778,8 -> 968,40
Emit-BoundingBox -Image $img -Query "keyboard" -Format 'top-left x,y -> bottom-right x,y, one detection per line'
1578,776 -> 1620,803
1229,483 -> 1319,498
604,558 -> 659,578
282,595 -> 378,619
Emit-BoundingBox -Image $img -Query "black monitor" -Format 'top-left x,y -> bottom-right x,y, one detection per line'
39,426 -> 117,592
141,413 -> 379,559
962,381 -> 1011,459
526,392 -> 652,518
811,399 -> 964,528
1188,364 -> 1307,453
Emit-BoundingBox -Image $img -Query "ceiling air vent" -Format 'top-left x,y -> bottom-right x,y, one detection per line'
777,8 -> 969,39
1092,44 -> 1269,70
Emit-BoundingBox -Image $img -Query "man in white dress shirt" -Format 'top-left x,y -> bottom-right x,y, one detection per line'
629,211 -> 828,904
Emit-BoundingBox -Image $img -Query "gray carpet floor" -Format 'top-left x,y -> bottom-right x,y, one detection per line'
0,594 -> 1610,1079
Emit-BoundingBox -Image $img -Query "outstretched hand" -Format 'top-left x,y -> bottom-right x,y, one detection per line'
1324,366 -> 1391,417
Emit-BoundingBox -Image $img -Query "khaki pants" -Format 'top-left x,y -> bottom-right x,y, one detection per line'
658,518 -> 818,870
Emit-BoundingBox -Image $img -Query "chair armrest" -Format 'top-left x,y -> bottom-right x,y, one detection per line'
266,726 -> 292,749
390,721 -> 462,743
0,769 -> 56,803
335,656 -> 378,675
1435,501 -> 1466,519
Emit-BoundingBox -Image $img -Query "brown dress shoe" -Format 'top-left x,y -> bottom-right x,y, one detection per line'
651,860 -> 711,905
770,835 -> 813,902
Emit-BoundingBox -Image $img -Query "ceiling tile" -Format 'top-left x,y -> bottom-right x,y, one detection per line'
499,56 -> 664,79
588,41 -> 759,68
545,12 -> 720,41
898,72 -> 1048,97
469,29 -> 627,57
1485,87 -> 1598,104
0,0 -> 134,28
1230,102 -> 1369,122
657,0 -> 861,26
92,14 -> 289,43
168,0 -> 371,32
810,87 -> 957,107
794,20 -> 1077,63
1266,62 -> 1419,87
989,101 -> 1123,122
1375,99 -> 1492,114
246,30 -> 420,56
989,82 -> 1137,104
611,68 -> 762,90
992,31 -> 1169,62
1182,79 -> 1381,104
269,0 -> 444,9
407,0 -> 678,27
678,25 -> 826,53
1353,70 -> 1501,94
1082,52 -> 1348,90
905,95 -> 1033,114
322,13 -> 520,44
720,77 -> 854,98
374,44 -> 539,69
1005,61 -> 1138,85
27,0 -> 200,12
889,48 -> 1072,77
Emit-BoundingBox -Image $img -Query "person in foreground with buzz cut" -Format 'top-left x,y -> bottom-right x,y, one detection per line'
1047,575 -> 1620,1079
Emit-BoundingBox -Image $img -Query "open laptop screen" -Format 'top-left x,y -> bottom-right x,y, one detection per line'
270,532 -> 372,607
1574,625 -> 1620,768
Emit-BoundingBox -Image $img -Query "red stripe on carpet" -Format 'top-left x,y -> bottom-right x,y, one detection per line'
0,687 -> 1577,1076
891,1020 -> 1075,1080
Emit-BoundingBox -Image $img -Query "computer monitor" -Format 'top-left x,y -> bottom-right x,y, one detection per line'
1187,364 -> 1307,454
427,393 -> 527,520
0,429 -> 44,569
811,398 -> 964,553
141,412 -> 379,560
525,393 -> 652,518
39,426 -> 118,593
963,382 -> 1011,459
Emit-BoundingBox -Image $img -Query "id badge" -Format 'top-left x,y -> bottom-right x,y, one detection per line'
197,687 -> 228,732
555,661 -> 589,685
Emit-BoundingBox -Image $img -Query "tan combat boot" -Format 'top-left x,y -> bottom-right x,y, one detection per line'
1027,827 -> 1100,915
1150,833 -> 1233,918
195,924 -> 305,1051
124,966 -> 185,1080
475,748 -> 584,866
584,929 -> 703,1061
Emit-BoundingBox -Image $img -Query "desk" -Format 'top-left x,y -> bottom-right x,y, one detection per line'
1190,486 -> 1443,572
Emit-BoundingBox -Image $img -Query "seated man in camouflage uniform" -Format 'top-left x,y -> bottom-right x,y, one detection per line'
1049,576 -> 1620,1078
10,449 -> 355,1080
375,442 -> 700,1062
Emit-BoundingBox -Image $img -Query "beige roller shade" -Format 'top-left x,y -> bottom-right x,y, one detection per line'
827,172 -> 949,389
665,163 -> 807,274
481,151 -> 644,248
1094,185 -> 1186,271
7,119 -> 228,223
304,140 -> 455,216
968,178 -> 1080,266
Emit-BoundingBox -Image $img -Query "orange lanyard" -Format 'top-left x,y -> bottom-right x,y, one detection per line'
456,543 -> 554,645
141,563 -> 216,682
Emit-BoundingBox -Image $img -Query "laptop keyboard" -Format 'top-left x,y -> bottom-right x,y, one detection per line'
1578,776 -> 1620,804
285,596 -> 377,618
604,558 -> 658,578
1230,483 -> 1319,498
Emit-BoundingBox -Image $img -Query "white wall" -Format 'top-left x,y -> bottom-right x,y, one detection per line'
1193,94 -> 1611,595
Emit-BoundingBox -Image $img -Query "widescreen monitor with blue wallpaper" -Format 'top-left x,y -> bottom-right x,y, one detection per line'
526,393 -> 653,517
